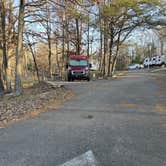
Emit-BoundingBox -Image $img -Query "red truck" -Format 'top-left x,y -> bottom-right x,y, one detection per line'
66,55 -> 91,81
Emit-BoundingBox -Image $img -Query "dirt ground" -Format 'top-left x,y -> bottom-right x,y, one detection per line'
0,82 -> 73,128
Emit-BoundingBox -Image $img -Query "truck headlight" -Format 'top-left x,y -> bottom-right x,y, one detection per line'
85,67 -> 89,71
68,66 -> 72,71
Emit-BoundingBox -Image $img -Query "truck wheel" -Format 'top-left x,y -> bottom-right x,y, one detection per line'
87,77 -> 90,81
68,76 -> 71,82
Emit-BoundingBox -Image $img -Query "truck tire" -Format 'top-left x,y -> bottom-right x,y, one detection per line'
68,76 -> 71,82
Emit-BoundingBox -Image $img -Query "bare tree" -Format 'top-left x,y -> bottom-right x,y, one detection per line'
0,0 -> 12,92
14,0 -> 25,96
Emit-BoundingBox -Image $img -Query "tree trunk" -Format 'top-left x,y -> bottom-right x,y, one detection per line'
61,20 -> 65,80
75,18 -> 80,55
48,34 -> 52,78
103,19 -> 108,77
107,21 -> 114,77
0,69 -> 4,97
28,43 -> 40,82
46,6 -> 52,79
87,20 -> 90,57
111,45 -> 120,76
0,1 -> 12,93
14,0 -> 25,96
66,19 -> 70,60
98,6 -> 103,77
111,30 -> 121,76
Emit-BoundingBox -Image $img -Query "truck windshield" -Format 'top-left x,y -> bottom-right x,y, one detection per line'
69,60 -> 88,66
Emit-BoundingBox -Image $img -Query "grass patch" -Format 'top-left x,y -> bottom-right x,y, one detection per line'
151,68 -> 166,74
114,70 -> 127,74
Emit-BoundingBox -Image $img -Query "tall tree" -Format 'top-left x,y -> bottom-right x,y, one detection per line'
14,0 -> 25,96
0,0 -> 12,92
97,0 -> 160,77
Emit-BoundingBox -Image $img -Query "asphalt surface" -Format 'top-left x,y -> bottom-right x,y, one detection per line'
0,71 -> 166,166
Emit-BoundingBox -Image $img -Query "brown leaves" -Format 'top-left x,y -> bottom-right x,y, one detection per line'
0,82 -> 72,127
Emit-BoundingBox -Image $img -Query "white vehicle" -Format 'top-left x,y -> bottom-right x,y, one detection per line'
139,64 -> 144,69
151,56 -> 157,66
144,55 -> 166,68
128,64 -> 141,70
143,57 -> 151,67
156,55 -> 166,67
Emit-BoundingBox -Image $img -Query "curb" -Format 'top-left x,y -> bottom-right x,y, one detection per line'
45,81 -> 64,88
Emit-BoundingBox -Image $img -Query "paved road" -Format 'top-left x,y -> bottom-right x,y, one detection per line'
0,71 -> 166,166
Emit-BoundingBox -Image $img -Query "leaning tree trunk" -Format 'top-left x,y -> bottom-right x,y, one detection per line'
14,0 -> 25,96
28,45 -> 40,82
111,30 -> 121,77
25,33 -> 40,82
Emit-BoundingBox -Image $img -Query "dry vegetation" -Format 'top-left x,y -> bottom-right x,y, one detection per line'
0,82 -> 73,128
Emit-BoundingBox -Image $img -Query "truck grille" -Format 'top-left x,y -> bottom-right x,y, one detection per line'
72,71 -> 85,75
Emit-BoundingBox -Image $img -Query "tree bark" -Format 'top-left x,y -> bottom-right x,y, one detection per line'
0,1 -> 12,92
48,33 -> 52,78
107,21 -> 114,77
103,19 -> 108,77
27,42 -> 40,82
46,5 -> 52,78
87,20 -> 90,57
75,18 -> 80,55
0,67 -> 4,97
14,0 -> 25,96
111,30 -> 121,76
55,38 -> 60,76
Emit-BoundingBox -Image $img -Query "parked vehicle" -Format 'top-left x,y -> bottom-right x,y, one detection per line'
128,64 -> 142,70
139,64 -> 144,69
66,55 -> 91,81
151,56 -> 157,66
143,57 -> 151,67
143,55 -> 166,68
156,55 -> 166,67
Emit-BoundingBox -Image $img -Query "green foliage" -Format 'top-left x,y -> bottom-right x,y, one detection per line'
102,5 -> 119,17
68,8 -> 88,21
101,0 -> 160,18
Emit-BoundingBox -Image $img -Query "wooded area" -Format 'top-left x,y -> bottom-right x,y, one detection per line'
0,0 -> 165,96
